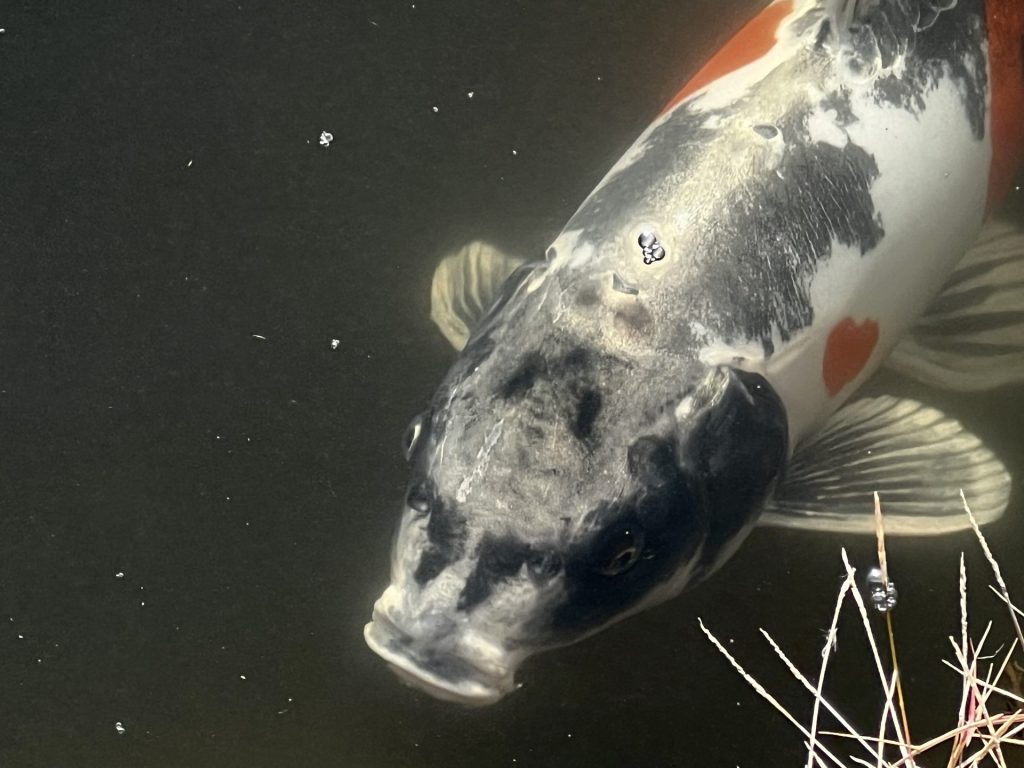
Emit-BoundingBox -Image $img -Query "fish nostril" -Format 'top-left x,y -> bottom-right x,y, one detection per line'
527,551 -> 563,583
405,481 -> 434,515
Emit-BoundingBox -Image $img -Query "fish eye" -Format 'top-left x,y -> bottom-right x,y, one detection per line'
405,480 -> 434,515
596,524 -> 645,577
402,412 -> 426,462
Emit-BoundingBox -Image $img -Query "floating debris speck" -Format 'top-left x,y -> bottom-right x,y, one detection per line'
318,131 -> 333,148
115,722 -> 126,735
330,339 -> 340,350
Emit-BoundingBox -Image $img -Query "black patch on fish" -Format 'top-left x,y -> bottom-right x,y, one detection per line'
703,108 -> 884,346
561,347 -> 590,371
499,352 -> 544,400
627,435 -> 677,483
563,91 -> 884,348
549,448 -> 703,635
571,388 -> 602,441
413,499 -> 468,585
546,369 -> 788,639
682,368 -> 788,566
821,0 -> 988,139
457,535 -> 533,611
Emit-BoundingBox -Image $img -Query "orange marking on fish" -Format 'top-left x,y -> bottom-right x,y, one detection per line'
822,317 -> 879,397
661,0 -> 794,115
985,0 -> 1024,212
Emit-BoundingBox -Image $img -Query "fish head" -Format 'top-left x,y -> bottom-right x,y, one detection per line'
365,334 -> 788,704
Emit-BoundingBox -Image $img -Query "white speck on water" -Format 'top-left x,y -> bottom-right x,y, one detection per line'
467,91 -> 474,99
287,697 -> 293,702
115,722 -> 126,735
17,634 -> 23,639
140,601 -> 145,607
186,159 -> 192,167
115,572 -> 124,579
431,106 -> 438,113
226,496 -> 231,501
240,675 -> 247,681
369,19 -> 378,27
319,131 -> 333,148
330,338 -> 340,350
251,333 -> 267,341
511,149 -> 517,156
36,658 -> 41,663
567,733 -> 572,739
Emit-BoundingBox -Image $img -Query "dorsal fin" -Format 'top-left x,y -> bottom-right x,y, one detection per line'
429,242 -> 525,350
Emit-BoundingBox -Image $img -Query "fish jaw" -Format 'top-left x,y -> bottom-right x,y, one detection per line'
364,586 -> 522,705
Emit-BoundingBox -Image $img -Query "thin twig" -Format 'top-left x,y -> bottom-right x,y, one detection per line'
874,493 -> 912,750
841,550 -> 913,763
962,491 -> 1024,661
698,618 -> 848,768
761,628 -> 881,763
807,572 -> 855,768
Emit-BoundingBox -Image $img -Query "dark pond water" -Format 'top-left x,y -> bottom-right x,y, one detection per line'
2,1 -> 1023,766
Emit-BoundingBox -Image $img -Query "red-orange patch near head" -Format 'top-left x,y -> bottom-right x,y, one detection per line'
823,317 -> 879,397
661,0 -> 795,115
985,0 -> 1024,212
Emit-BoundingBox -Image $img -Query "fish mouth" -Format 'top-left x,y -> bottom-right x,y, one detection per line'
363,613 -> 517,705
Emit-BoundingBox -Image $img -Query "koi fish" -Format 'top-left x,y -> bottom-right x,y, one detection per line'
365,0 -> 1024,704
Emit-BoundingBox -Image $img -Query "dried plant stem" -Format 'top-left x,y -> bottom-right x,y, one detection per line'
961,491 -> 1024,660
806,573 -> 855,768
874,492 -> 912,750
698,618 -> 848,768
761,628 -> 882,763
701,494 -> 1024,768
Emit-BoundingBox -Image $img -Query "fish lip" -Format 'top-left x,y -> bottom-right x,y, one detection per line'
363,615 -> 516,705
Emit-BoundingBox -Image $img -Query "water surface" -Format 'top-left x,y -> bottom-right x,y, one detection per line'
2,2 -> 1023,766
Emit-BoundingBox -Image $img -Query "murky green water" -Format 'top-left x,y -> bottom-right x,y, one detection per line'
1,1 -> 1022,766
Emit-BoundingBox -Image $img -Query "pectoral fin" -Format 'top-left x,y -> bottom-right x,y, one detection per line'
886,218 -> 1024,390
429,241 -> 526,350
761,396 -> 1010,535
